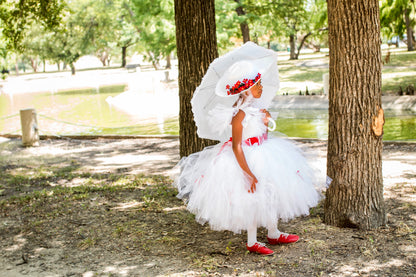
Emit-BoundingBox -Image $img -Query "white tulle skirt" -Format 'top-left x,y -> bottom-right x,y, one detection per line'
173,137 -> 322,234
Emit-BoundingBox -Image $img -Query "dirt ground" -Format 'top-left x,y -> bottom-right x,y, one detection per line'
0,137 -> 415,277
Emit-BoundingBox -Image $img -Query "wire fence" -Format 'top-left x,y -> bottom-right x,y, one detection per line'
0,112 -> 180,138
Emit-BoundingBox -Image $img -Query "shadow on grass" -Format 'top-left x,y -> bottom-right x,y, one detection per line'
0,165 -> 415,276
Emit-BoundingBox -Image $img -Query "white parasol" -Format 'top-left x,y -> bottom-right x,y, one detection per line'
191,41 -> 279,141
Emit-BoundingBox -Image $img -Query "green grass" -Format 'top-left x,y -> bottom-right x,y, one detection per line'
382,49 -> 416,67
278,48 -> 415,95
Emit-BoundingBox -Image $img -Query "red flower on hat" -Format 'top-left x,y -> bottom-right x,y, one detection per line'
226,73 -> 261,95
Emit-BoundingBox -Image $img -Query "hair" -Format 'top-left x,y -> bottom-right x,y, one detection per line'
233,89 -> 253,108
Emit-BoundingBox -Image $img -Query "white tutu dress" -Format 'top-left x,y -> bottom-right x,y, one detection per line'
174,104 -> 322,234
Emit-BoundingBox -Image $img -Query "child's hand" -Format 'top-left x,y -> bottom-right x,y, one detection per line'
261,109 -> 271,118
248,176 -> 258,193
261,109 -> 271,125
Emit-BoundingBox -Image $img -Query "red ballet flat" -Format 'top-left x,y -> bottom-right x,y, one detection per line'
267,233 -> 299,245
246,242 -> 274,255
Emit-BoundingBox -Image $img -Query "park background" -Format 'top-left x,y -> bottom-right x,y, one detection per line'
0,0 -> 415,141
0,0 -> 415,276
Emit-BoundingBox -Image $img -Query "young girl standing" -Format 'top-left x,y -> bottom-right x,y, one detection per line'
174,43 -> 322,255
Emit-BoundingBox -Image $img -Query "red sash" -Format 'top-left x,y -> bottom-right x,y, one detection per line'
219,133 -> 267,153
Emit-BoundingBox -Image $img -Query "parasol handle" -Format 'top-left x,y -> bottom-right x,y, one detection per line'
267,117 -> 276,132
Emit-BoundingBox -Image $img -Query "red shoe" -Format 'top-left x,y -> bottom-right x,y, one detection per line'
267,233 -> 299,245
246,242 -> 274,255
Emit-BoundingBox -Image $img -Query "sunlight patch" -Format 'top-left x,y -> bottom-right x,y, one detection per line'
111,201 -> 143,211
95,153 -> 170,165
359,259 -> 405,274
5,234 -> 26,252
163,206 -> 185,212
103,265 -> 138,276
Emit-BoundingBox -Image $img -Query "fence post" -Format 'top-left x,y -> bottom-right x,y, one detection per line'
20,108 -> 39,147
323,73 -> 329,96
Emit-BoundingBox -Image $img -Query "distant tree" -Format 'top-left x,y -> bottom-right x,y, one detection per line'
249,0 -> 313,59
306,0 -> 328,52
115,0 -> 140,68
174,0 -> 218,157
131,0 -> 176,69
325,0 -> 386,229
234,0 -> 251,42
380,0 -> 415,51
0,0 -> 65,50
0,36 -> 14,78
48,0 -> 99,75
215,0 -> 246,52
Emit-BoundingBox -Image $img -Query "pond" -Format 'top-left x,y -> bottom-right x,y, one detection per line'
0,88 -> 415,141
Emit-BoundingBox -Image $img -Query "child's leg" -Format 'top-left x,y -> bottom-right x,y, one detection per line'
267,220 -> 299,244
246,222 -> 274,255
267,221 -> 281,239
247,224 -> 257,247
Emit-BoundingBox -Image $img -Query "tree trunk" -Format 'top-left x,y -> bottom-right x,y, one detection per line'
121,46 -> 127,67
234,0 -> 250,43
404,8 -> 414,51
174,0 -> 218,157
166,53 -> 171,69
30,57 -> 38,72
325,0 -> 386,230
295,32 -> 312,59
100,58 -> 106,67
289,34 -> 296,60
14,62 -> 19,76
70,63 -> 76,75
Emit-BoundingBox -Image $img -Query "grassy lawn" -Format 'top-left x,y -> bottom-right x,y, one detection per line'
1,146 -> 415,276
277,47 -> 416,95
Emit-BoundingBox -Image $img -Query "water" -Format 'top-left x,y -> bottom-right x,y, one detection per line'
0,88 -> 415,141
272,109 -> 416,141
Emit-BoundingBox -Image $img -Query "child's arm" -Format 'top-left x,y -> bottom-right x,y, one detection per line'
231,110 -> 257,193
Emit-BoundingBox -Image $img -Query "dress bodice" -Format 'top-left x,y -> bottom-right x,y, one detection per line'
207,105 -> 267,142
239,107 -> 268,140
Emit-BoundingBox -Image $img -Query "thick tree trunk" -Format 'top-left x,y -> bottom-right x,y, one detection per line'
121,46 -> 127,68
174,0 -> 218,157
289,34 -> 296,60
325,0 -> 386,230
404,8 -> 414,51
234,0 -> 250,43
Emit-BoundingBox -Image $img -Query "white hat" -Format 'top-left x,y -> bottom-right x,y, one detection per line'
215,60 -> 265,97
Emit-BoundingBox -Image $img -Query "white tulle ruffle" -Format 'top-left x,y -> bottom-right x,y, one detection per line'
174,136 -> 323,234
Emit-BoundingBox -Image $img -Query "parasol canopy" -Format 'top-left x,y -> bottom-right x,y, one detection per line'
191,41 -> 279,141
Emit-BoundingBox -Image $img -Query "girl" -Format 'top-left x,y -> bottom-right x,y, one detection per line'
174,55 -> 321,255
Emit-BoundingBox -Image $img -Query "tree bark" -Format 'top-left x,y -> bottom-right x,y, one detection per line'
325,0 -> 386,230
289,33 -> 296,60
404,8 -> 414,51
234,0 -> 250,43
174,0 -> 218,157
121,46 -> 127,67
